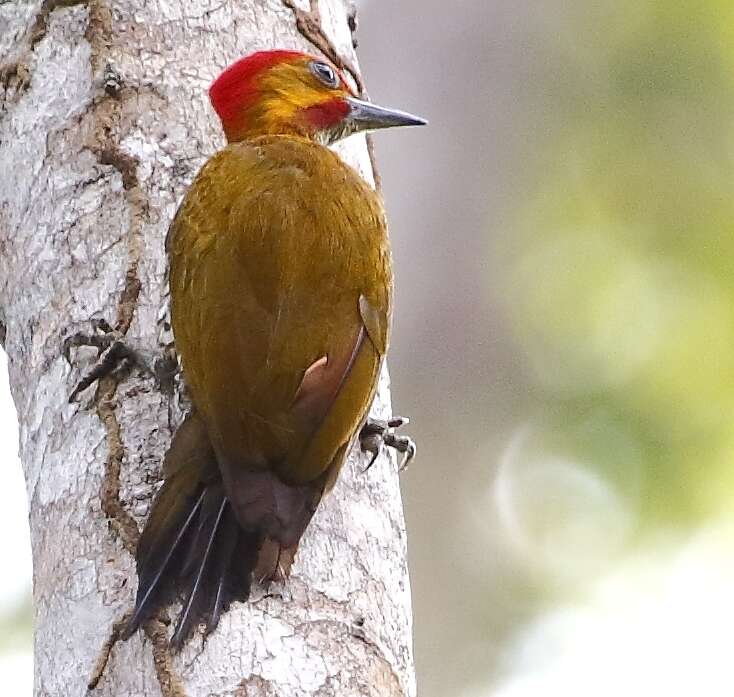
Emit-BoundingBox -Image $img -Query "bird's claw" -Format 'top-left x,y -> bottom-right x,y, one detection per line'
359,416 -> 416,473
63,319 -> 154,402
62,318 -> 116,362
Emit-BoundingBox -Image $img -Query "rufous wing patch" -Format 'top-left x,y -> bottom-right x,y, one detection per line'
293,355 -> 329,405
291,325 -> 365,434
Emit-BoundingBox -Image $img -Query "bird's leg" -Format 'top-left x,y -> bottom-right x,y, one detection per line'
360,416 -> 416,473
63,318 -> 172,402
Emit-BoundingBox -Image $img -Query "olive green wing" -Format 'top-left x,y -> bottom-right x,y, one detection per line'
167,138 -> 392,484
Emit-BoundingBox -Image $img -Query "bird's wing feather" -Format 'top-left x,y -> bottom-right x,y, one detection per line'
168,136 -> 392,484
359,293 -> 389,356
291,324 -> 365,433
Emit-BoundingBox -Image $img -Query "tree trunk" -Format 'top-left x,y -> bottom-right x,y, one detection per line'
0,2 -> 415,695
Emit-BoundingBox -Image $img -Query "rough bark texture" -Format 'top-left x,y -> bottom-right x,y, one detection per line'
0,1 -> 415,695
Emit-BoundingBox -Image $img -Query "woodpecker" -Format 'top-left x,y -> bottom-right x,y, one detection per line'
123,50 -> 425,646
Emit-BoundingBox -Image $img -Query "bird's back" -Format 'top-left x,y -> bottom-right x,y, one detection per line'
167,135 -> 393,485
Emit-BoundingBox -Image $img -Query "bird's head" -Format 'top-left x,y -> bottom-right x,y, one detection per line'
209,50 -> 426,144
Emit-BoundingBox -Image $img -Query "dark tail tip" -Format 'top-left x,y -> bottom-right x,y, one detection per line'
125,481 -> 260,648
123,410 -> 329,649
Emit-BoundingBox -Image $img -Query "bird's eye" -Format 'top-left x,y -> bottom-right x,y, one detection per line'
310,61 -> 339,89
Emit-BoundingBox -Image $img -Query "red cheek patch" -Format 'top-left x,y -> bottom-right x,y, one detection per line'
302,98 -> 350,129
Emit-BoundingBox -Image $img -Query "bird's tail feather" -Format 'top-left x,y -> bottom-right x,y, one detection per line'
123,413 -> 262,645
123,411 -> 332,647
169,486 -> 261,647
123,477 -> 263,646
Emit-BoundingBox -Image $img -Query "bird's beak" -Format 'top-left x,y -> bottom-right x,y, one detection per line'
346,97 -> 427,132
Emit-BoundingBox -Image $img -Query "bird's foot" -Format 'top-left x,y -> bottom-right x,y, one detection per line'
63,318 -> 168,402
360,416 -> 416,473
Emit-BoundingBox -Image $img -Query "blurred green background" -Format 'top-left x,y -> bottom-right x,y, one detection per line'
4,1 -> 734,694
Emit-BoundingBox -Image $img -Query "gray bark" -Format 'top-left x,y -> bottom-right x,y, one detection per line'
0,1 -> 415,695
